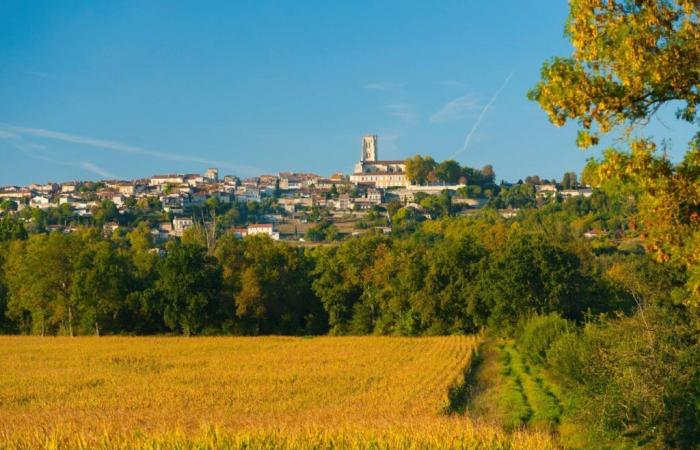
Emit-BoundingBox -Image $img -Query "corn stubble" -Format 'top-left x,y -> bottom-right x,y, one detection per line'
0,336 -> 555,449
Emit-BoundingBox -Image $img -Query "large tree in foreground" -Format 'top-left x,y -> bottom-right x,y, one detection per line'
529,1 -> 700,447
530,0 -> 699,304
528,0 -> 699,148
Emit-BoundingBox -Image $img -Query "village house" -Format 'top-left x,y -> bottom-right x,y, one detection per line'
560,188 -> 593,199
0,187 -> 32,201
246,223 -> 280,240
235,187 -> 261,203
30,183 -> 59,194
172,217 -> 194,237
149,174 -> 185,186
535,184 -> 558,198
61,181 -> 81,193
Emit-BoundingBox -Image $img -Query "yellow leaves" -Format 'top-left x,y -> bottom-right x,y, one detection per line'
534,0 -> 700,147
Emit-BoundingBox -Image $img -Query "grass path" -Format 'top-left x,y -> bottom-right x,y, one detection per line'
466,340 -> 562,432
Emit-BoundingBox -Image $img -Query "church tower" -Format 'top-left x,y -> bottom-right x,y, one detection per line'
361,135 -> 378,162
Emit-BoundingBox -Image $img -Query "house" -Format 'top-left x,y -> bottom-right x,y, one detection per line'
157,222 -> 173,240
0,187 -> 32,200
235,187 -> 261,203
366,188 -> 383,204
232,227 -> 248,238
149,174 -> 185,186
61,182 -> 81,193
331,193 -> 353,211
30,183 -> 59,194
161,195 -> 184,213
184,174 -> 204,186
535,184 -> 558,198
279,174 -> 302,190
116,183 -> 138,196
560,188 -> 593,199
247,223 -> 280,240
172,217 -> 194,237
204,168 -> 219,182
30,196 -> 52,209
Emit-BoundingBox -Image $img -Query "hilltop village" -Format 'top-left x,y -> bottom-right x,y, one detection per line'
0,135 -> 592,243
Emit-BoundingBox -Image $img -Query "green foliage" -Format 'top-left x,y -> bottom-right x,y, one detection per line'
528,0 -> 699,149
0,216 -> 27,242
547,307 -> 700,448
217,234 -> 326,335
305,220 -> 339,242
517,314 -> 573,366
92,200 -> 119,226
405,155 -> 437,185
157,241 -> 222,335
405,155 -> 497,187
479,233 -> 592,332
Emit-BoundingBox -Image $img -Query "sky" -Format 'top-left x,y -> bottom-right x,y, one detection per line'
0,0 -> 696,185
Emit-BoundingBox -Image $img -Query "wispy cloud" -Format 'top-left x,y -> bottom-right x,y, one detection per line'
80,161 -> 117,179
365,82 -> 404,93
435,80 -> 468,90
0,124 -> 265,176
9,143 -> 120,180
24,70 -> 49,78
430,94 -> 480,124
449,72 -> 514,160
385,103 -> 418,124
0,129 -> 19,139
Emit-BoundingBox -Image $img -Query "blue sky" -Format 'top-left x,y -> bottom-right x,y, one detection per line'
0,1 -> 696,185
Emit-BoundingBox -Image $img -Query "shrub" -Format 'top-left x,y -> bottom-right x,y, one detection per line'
517,314 -> 572,366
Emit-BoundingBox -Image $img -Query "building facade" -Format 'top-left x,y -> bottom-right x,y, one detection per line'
349,135 -> 409,188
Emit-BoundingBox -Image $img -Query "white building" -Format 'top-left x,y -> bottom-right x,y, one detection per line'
235,187 -> 261,203
172,217 -> 194,237
560,188 -> 593,199
149,175 -> 185,186
349,135 -> 409,188
204,168 -> 219,182
247,223 -> 280,240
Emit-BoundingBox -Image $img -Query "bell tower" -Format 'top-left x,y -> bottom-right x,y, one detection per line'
361,135 -> 378,162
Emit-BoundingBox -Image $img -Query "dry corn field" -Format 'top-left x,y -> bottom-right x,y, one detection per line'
0,335 -> 556,449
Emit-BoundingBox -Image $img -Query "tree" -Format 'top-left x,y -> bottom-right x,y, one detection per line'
561,171 -> 578,189
92,200 -> 119,226
405,155 -> 436,185
311,234 -> 391,334
5,233 -> 83,335
435,160 -> 461,184
524,175 -> 541,185
71,239 -> 132,335
528,0 -> 699,148
0,245 -> 16,333
481,164 -> 496,185
157,242 -> 222,335
0,199 -> 18,212
0,217 -> 27,242
215,234 -> 325,334
479,233 -> 593,331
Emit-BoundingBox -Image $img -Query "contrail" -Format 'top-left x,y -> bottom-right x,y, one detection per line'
449,72 -> 514,160
0,124 -> 266,176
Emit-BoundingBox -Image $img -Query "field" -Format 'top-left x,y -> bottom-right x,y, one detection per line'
0,336 -> 556,449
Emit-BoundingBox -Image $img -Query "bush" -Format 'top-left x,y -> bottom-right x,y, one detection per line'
517,313 -> 572,366
546,308 -> 700,448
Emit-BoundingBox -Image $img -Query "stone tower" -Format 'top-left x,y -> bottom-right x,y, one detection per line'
361,135 -> 378,162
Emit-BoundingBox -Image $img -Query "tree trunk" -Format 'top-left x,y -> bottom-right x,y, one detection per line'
67,304 -> 74,337
95,321 -> 100,337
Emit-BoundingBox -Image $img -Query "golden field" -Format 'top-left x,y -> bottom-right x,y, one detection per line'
0,336 -> 556,449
